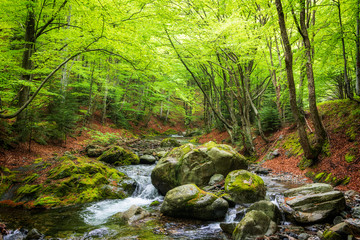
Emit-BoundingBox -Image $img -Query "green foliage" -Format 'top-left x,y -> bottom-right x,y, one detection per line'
85,129 -> 123,146
259,85 -> 281,132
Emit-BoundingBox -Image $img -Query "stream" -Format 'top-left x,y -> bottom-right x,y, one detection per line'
0,161 -> 306,239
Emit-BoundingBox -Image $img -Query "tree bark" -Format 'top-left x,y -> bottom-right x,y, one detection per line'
356,0 -> 360,96
17,1 -> 36,124
275,0 -> 315,159
298,0 -> 327,147
335,0 -> 353,98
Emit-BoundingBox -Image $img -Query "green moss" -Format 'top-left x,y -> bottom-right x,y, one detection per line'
97,146 -> 140,166
282,132 -> 303,156
322,229 -> 343,240
342,176 -> 351,185
324,173 -> 332,182
34,196 -> 61,208
160,138 -> 181,148
163,129 -> 178,135
225,171 -> 264,193
346,126 -> 357,141
315,172 -> 326,181
297,157 -> 313,170
150,200 -> 160,207
345,153 -> 355,163
23,173 -> 39,183
33,158 -> 43,164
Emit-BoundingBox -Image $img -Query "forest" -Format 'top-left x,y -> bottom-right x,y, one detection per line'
0,0 -> 360,239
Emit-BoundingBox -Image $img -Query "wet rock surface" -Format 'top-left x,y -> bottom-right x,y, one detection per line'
161,184 -> 229,220
278,183 -> 346,223
151,142 -> 248,195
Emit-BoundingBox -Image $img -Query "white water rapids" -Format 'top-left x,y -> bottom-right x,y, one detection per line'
81,164 -> 163,225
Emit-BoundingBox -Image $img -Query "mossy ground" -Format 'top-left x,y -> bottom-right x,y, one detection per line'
0,155 -> 134,209
261,99 -> 360,192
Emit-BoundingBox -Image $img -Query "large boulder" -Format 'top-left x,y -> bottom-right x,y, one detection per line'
278,183 -> 346,223
160,184 -> 229,220
97,146 -> 139,166
151,142 -> 248,195
224,170 -> 266,204
233,210 -> 277,240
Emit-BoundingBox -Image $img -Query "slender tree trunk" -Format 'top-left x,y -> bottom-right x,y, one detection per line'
275,0 -> 315,160
266,37 -> 284,125
17,1 -> 36,125
299,0 -> 327,147
335,0 -> 352,98
356,0 -> 360,96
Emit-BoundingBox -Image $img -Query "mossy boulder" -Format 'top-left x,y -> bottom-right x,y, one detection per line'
97,146 -> 139,166
1,156 -> 136,209
151,142 -> 248,195
224,170 -> 266,204
247,200 -> 281,224
111,205 -> 151,225
233,210 -> 277,240
160,138 -> 181,148
160,184 -> 228,220
278,183 -> 346,223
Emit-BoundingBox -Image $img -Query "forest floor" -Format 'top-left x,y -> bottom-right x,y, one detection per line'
1,99 -> 359,193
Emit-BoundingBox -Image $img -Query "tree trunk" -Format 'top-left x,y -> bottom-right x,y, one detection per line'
299,0 -> 327,147
17,1 -> 36,125
336,0 -> 352,98
275,0 -> 315,160
356,0 -> 360,96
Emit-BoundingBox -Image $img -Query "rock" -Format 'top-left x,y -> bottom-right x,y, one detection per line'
85,145 -> 106,157
247,200 -> 281,223
285,150 -> 293,158
344,218 -> 360,234
233,210 -> 277,240
97,146 -> 139,166
83,228 -> 109,239
24,229 -> 42,240
8,155 -> 135,208
272,149 -> 280,157
254,166 -> 272,175
3,229 -> 25,240
151,142 -> 248,195
224,170 -> 266,204
111,205 -> 150,225
208,174 -> 224,185
139,155 -> 157,164
156,151 -> 167,159
284,183 -> 334,197
322,222 -> 355,240
220,222 -> 237,234
298,233 -> 311,240
352,206 -> 360,218
160,138 -> 181,148
160,184 -> 229,220
279,183 -> 346,223
333,216 -> 343,225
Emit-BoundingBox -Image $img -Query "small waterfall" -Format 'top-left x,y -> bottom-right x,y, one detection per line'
81,164 -> 162,225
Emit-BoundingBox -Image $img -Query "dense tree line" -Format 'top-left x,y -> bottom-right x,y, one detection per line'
0,0 -> 359,160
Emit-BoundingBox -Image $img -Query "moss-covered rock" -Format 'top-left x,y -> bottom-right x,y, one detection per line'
0,156 -> 136,209
160,138 -> 181,148
224,170 -> 266,204
160,184 -> 228,220
233,210 -> 277,240
151,142 -> 248,195
97,146 -> 139,166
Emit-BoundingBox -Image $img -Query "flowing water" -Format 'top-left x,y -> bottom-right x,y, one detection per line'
0,151 -> 305,239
